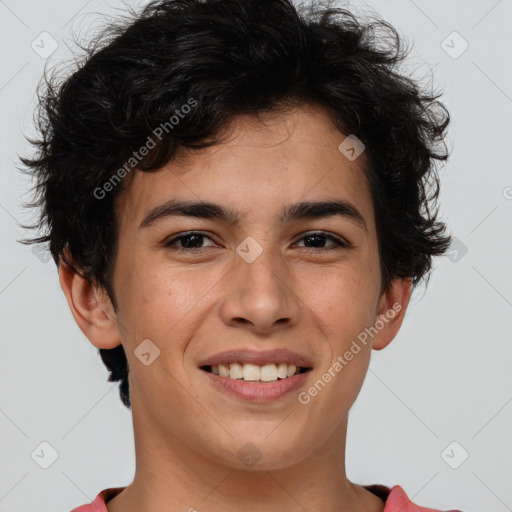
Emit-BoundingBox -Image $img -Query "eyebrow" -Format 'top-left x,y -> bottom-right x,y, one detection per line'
139,198 -> 368,232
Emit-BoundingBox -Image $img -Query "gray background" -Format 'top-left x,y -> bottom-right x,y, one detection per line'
1,0 -> 511,510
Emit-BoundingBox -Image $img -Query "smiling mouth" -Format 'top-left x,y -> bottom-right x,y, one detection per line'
200,363 -> 312,383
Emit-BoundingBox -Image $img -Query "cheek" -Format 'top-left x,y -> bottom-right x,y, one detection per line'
299,265 -> 378,404
300,263 -> 380,333
115,257 -> 219,357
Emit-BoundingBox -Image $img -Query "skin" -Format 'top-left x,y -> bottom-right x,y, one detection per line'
59,104 -> 411,512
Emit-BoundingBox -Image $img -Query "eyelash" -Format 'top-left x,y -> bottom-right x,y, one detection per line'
162,231 -> 351,253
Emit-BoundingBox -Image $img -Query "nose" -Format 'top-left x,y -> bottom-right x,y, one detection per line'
219,244 -> 301,334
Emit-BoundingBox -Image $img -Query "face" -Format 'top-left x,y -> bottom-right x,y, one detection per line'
96,105 -> 407,470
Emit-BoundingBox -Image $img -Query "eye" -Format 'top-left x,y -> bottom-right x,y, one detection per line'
162,230 -> 351,253
163,231 -> 217,251
294,231 -> 350,250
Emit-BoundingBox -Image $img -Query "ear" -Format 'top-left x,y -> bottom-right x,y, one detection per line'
371,277 -> 412,351
58,251 -> 121,350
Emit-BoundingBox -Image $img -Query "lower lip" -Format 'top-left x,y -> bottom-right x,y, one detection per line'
201,369 -> 311,402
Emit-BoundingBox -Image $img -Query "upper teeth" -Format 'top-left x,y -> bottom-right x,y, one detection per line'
210,363 -> 300,381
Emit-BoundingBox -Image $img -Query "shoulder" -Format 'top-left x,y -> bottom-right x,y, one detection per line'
365,483 -> 464,512
69,487 -> 125,512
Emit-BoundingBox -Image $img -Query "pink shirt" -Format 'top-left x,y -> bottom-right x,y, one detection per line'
70,484 -> 462,511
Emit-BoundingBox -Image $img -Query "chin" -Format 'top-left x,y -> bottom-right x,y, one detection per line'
210,430 -> 308,471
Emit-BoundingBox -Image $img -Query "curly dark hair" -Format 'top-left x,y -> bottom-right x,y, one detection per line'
19,0 -> 451,409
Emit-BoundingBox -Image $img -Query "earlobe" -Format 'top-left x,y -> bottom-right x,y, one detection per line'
58,254 -> 121,350
372,277 -> 412,351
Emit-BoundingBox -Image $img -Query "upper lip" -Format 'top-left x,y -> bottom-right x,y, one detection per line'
198,349 -> 314,368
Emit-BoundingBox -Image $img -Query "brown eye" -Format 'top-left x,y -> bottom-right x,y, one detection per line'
295,232 -> 350,250
163,232 -> 216,251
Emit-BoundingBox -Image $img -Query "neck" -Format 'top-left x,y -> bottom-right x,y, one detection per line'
107,397 -> 384,512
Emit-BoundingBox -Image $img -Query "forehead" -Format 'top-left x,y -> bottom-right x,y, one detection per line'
115,105 -> 374,232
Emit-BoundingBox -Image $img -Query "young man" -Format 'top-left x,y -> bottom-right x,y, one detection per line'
21,0 -> 462,510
